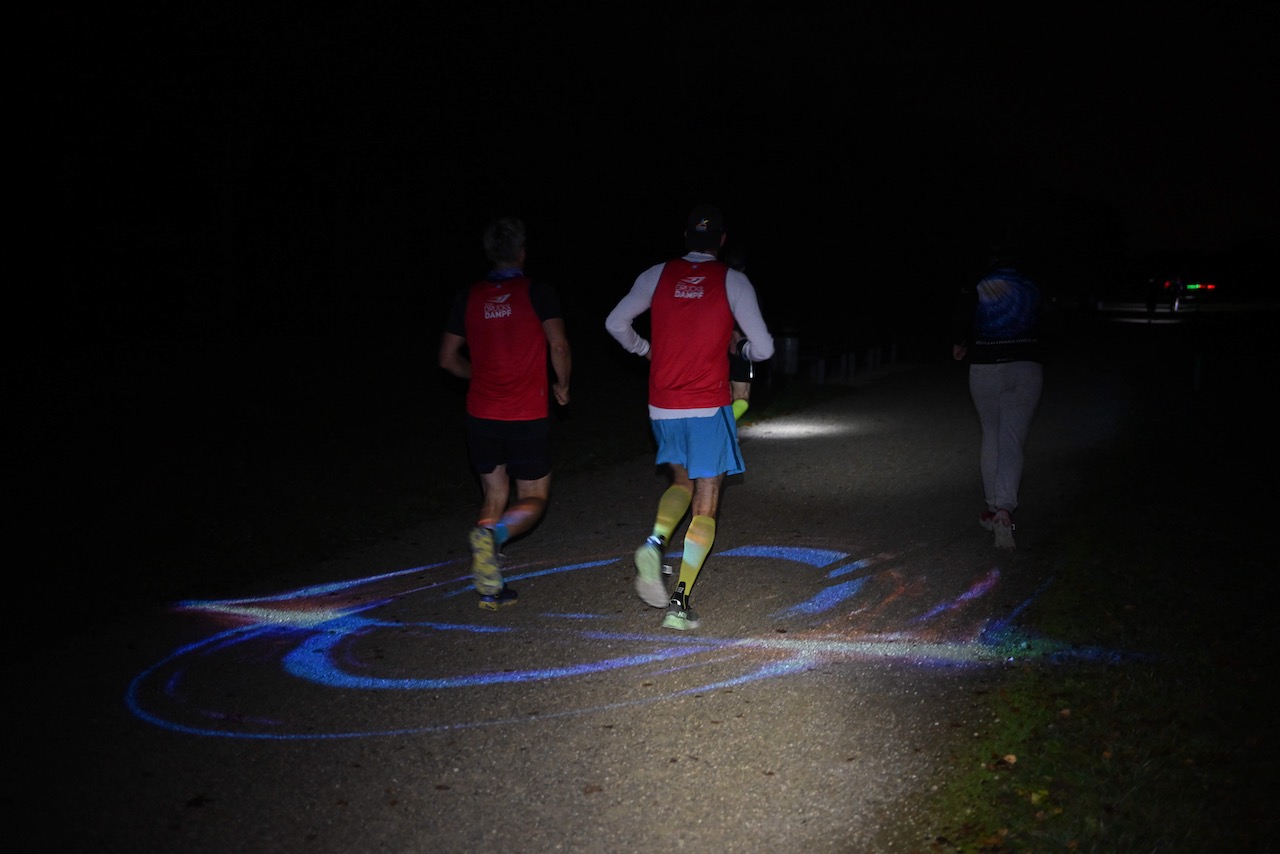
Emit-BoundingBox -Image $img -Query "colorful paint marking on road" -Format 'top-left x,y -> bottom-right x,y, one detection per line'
126,543 -> 1122,739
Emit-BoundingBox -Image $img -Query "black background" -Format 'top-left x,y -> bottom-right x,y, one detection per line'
48,7 -> 1279,353
29,7 -> 1280,587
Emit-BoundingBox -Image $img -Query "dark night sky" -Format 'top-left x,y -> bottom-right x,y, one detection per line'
28,5 -> 1280,574
51,6 -> 1279,354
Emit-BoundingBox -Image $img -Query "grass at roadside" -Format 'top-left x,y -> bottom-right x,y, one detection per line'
905,537 -> 1271,852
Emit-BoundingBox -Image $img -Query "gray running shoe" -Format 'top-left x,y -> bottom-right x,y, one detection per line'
633,536 -> 668,607
992,511 -> 1016,550
469,526 -> 503,595
661,597 -> 701,631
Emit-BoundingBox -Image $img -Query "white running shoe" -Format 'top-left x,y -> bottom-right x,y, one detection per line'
633,537 -> 668,607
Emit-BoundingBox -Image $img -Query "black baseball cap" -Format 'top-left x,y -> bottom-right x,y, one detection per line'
685,204 -> 724,251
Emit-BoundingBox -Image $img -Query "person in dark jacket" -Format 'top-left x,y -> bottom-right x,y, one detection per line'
951,252 -> 1042,550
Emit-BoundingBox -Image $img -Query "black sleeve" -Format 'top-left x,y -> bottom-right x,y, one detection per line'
528,279 -> 563,322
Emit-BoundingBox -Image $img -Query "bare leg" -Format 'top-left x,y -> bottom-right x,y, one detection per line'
476,465 -> 511,527
687,471 -> 723,519
477,467 -> 551,543
471,469 -> 551,606
501,475 -> 552,542
469,464 -> 510,598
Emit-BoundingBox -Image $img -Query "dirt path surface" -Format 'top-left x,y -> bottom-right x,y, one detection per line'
19,313 -> 1273,852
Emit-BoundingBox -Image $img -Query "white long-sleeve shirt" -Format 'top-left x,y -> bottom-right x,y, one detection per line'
605,251 -> 774,418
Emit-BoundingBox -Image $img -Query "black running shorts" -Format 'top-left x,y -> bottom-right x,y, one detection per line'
465,415 -> 552,480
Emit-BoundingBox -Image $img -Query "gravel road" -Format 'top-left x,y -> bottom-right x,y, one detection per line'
20,310 -> 1274,852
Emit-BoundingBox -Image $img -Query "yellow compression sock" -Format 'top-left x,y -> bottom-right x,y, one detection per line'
732,399 -> 749,421
675,515 -> 716,599
652,485 -> 692,543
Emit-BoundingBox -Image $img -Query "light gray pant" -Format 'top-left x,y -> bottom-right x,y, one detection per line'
968,361 -> 1043,514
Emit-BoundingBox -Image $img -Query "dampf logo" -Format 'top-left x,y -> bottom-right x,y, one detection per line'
674,277 -> 705,299
484,294 -> 513,318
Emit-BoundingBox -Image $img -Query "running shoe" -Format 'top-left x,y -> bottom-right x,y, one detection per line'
469,526 -> 503,596
978,510 -> 996,532
633,535 -> 668,607
661,595 -> 701,631
478,585 -> 518,611
992,509 -> 1016,550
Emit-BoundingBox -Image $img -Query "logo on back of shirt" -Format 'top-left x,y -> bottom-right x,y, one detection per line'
484,293 -> 513,319
674,277 -> 705,299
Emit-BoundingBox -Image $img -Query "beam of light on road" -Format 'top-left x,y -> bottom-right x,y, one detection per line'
739,414 -> 873,440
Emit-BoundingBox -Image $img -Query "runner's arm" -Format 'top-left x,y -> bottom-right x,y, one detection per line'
438,331 -> 470,379
543,317 -> 571,405
605,267 -> 661,358
726,272 -> 774,362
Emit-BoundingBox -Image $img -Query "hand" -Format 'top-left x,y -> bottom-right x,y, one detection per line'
952,344 -> 967,360
553,383 -> 570,405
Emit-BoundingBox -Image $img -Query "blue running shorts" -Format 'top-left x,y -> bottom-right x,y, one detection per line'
651,406 -> 744,479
